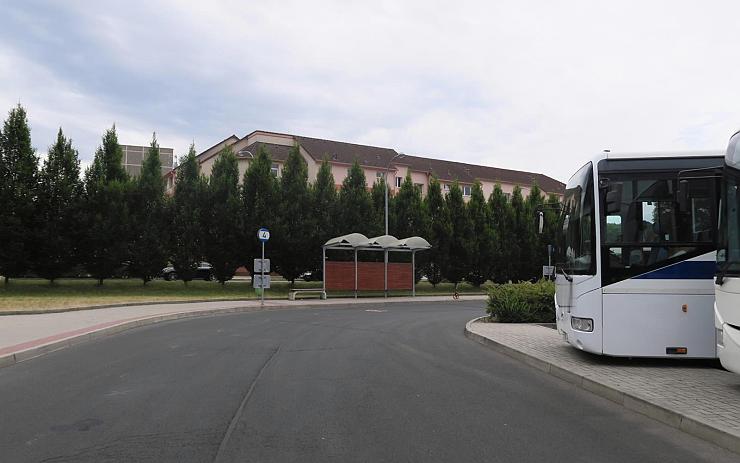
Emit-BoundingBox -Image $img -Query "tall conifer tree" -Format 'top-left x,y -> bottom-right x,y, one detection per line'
170,144 -> 204,283
129,133 -> 168,284
424,177 -> 450,286
508,186 -> 527,281
274,144 -> 313,285
467,181 -> 495,286
370,177 -> 387,237
242,144 -> 278,271
443,181 -> 474,287
0,104 -> 38,283
35,128 -> 82,282
81,125 -> 131,285
202,146 -> 242,284
310,159 -> 337,278
488,184 -> 512,283
393,174 -> 429,281
524,183 -> 546,279
337,160 -> 373,236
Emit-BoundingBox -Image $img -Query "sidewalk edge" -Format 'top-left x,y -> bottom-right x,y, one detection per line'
464,317 -> 740,455
0,294 -> 486,316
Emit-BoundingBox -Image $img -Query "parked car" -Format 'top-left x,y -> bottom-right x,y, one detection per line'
161,262 -> 214,281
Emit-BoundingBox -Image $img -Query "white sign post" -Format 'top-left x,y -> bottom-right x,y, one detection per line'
257,228 -> 270,306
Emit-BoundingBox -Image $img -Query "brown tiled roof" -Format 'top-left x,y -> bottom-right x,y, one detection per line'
223,130 -> 564,194
401,154 -> 565,194
294,134 -> 563,193
295,135 -> 399,168
238,142 -> 293,162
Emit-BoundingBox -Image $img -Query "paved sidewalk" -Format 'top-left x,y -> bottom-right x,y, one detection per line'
0,295 -> 485,368
465,319 -> 740,454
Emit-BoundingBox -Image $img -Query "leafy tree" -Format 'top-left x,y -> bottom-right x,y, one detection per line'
273,144 -> 314,285
242,144 -> 279,270
337,160 -> 373,236
0,104 -> 38,283
34,128 -> 82,282
443,181 -> 474,287
202,146 -> 242,284
423,177 -> 450,286
467,181 -> 495,286
488,184 -> 513,283
309,159 -> 337,278
169,144 -> 205,283
129,133 -> 168,284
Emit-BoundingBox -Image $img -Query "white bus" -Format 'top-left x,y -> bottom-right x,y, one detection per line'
715,131 -> 740,373
554,151 -> 723,358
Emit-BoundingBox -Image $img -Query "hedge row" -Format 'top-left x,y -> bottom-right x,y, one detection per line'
486,279 -> 555,323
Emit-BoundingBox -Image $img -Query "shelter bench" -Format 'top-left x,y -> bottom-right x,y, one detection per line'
288,289 -> 327,301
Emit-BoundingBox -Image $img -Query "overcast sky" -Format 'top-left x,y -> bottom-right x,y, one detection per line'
1,0 -> 739,182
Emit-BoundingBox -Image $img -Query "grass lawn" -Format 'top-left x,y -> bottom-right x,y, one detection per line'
0,277 -> 485,313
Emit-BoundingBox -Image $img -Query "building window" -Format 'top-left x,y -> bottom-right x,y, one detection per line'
504,192 -> 511,201
376,171 -> 384,179
395,176 -> 402,188
271,163 -> 279,177
463,185 -> 472,196
414,183 -> 424,194
443,183 -> 450,192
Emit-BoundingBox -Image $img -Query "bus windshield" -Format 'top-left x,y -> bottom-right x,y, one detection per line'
718,165 -> 740,277
557,162 -> 596,275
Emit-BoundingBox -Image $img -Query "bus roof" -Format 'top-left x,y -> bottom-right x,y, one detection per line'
597,150 -> 724,161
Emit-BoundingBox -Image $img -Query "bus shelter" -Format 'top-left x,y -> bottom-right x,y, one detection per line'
322,233 -> 431,297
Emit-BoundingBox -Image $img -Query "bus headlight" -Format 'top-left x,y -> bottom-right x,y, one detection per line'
571,317 -> 594,332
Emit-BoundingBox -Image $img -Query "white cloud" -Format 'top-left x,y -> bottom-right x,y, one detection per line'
2,0 -> 740,182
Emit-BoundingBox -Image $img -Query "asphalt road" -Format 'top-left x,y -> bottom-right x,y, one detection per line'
0,301 -> 736,462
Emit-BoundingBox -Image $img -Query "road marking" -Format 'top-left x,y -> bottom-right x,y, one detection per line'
213,345 -> 281,462
365,309 -> 387,313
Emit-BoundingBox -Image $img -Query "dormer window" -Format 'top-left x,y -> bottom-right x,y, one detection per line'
463,185 -> 472,196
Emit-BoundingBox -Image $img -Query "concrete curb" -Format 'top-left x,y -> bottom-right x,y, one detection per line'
0,297 -> 484,370
464,317 -> 740,455
0,294 -> 487,316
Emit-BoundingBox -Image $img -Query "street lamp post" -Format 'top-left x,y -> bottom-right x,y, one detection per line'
384,153 -> 405,235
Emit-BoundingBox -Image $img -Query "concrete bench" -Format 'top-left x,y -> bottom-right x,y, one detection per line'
288,289 -> 327,301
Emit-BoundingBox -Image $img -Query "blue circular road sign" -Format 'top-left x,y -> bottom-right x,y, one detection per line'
258,228 -> 270,242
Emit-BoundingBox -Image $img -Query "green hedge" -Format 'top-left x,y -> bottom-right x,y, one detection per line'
486,279 -> 555,323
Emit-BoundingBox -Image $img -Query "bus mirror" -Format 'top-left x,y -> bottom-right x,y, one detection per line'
605,184 -> 622,214
538,211 -> 544,234
678,179 -> 689,211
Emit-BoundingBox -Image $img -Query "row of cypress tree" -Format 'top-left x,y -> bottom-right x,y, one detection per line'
0,104 -> 559,287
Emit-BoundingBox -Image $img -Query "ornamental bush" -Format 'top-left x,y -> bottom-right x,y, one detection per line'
486,279 -> 555,323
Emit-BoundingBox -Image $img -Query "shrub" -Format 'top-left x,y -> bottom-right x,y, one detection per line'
486,279 -> 555,323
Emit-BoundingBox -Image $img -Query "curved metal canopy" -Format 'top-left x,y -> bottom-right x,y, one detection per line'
397,236 -> 431,250
368,235 -> 400,248
324,233 -> 431,251
324,233 -> 370,248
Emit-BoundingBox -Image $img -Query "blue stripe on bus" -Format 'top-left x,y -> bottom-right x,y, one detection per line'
633,260 -> 716,280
